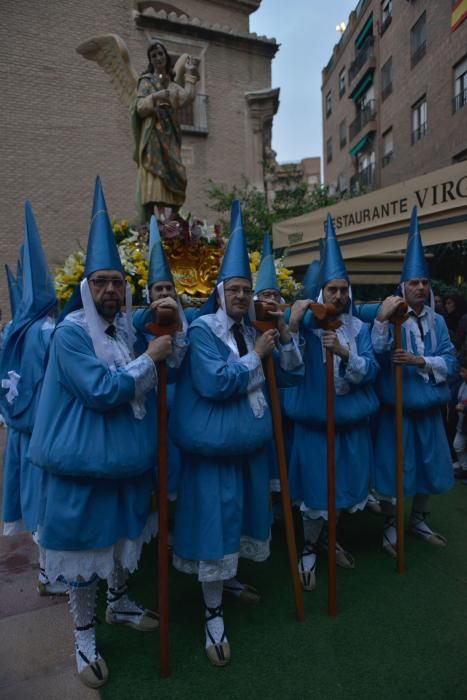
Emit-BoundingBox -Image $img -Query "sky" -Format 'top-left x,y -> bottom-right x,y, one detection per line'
250,0 -> 358,164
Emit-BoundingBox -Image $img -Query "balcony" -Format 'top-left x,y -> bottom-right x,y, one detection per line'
180,94 -> 208,134
380,13 -> 392,36
348,36 -> 375,86
350,163 -> 376,194
349,100 -> 377,143
453,88 -> 467,114
411,122 -> 427,144
382,151 -> 393,167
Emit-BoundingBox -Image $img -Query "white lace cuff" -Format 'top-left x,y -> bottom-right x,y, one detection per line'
344,351 -> 368,384
278,337 -> 303,371
240,351 -> 265,392
126,353 -> 158,398
418,356 -> 448,384
371,319 -> 391,352
166,331 -> 188,369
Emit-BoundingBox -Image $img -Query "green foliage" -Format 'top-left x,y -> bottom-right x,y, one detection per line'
206,177 -> 338,251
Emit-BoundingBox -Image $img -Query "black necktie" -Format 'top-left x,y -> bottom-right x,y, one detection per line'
412,314 -> 424,341
232,323 -> 248,357
105,324 -> 117,338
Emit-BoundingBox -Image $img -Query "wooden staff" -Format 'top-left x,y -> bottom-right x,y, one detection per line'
254,301 -> 305,622
309,302 -> 342,617
390,302 -> 408,575
146,306 -> 179,678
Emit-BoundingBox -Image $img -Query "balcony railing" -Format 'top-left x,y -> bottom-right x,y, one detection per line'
349,99 -> 377,142
380,13 -> 392,36
349,36 -> 374,85
411,122 -> 427,144
453,88 -> 467,114
411,41 -> 426,69
382,151 -> 393,167
180,94 -> 208,134
350,163 -> 376,193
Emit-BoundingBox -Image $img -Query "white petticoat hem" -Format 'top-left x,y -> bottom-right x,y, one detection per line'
269,478 -> 281,493
300,497 -> 368,520
3,519 -> 26,536
38,513 -> 158,583
173,535 -> 271,582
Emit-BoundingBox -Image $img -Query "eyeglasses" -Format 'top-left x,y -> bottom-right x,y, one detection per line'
89,277 -> 125,289
258,291 -> 281,302
224,286 -> 252,297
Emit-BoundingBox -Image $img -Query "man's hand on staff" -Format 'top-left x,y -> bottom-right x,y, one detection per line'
150,297 -> 182,330
392,349 -> 426,368
288,299 -> 311,333
376,295 -> 406,321
254,329 -> 278,359
262,301 -> 292,344
322,330 -> 349,361
146,336 -> 173,363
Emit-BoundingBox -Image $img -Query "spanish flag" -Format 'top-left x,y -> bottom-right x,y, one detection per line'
451,0 -> 467,31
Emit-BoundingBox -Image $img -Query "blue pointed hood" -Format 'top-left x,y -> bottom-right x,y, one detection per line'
57,177 -> 124,319
5,265 -> 21,319
84,176 -> 124,277
302,260 -> 320,300
400,206 -> 428,283
196,199 -> 251,316
255,233 -> 279,294
261,231 -> 273,259
18,202 -> 57,322
0,203 -> 57,418
318,214 -> 348,289
16,251 -> 23,292
148,215 -> 174,287
217,199 -> 251,284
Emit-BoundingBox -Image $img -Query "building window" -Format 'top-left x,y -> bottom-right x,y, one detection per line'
326,137 -> 333,163
382,127 -> 393,166
411,96 -> 427,144
338,174 -> 348,194
339,68 -> 346,97
410,12 -> 426,68
453,55 -> 467,113
453,147 -> 467,163
381,57 -> 393,101
381,0 -> 392,34
351,148 -> 376,193
326,91 -> 332,117
339,120 -> 347,149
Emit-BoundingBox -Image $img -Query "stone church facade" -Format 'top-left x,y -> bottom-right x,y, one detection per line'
0,0 -> 279,317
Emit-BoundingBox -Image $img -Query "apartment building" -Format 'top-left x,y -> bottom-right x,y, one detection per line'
321,0 -> 467,195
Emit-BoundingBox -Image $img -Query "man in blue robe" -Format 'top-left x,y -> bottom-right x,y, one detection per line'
0,205 -> 68,596
132,215 -> 188,500
28,178 -> 175,689
371,207 -> 457,555
169,201 -> 304,666
283,215 -> 379,591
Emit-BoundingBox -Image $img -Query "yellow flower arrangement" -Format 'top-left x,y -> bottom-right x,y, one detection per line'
55,218 -> 300,306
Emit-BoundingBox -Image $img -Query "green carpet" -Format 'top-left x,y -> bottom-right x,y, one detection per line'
99,485 -> 467,700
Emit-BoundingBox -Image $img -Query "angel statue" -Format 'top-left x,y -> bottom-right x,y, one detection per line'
77,35 -> 200,222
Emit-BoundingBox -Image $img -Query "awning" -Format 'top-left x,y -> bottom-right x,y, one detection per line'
355,14 -> 373,48
272,161 -> 467,271
350,69 -> 374,101
349,134 -> 369,157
